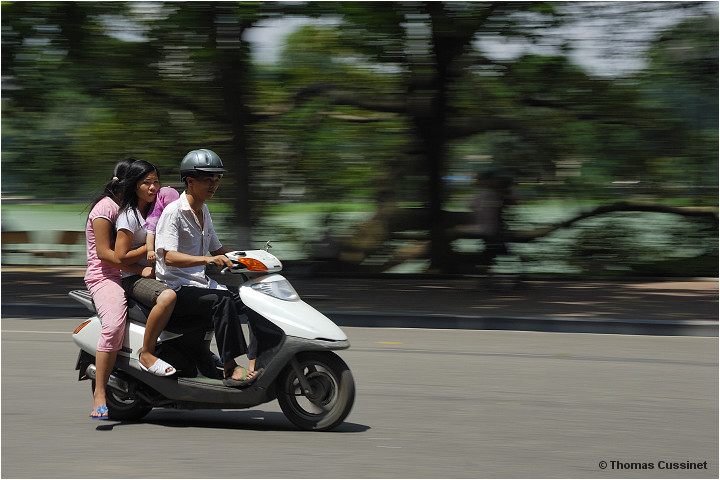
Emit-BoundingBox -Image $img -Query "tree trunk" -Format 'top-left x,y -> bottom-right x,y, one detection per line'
214,10 -> 253,247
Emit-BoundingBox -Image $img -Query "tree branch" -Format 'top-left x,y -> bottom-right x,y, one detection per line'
505,201 -> 718,243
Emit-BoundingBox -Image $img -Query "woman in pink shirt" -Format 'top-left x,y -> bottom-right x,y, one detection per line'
85,158 -> 153,419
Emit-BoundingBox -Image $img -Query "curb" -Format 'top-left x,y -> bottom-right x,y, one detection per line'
324,311 -> 718,337
2,303 -> 717,337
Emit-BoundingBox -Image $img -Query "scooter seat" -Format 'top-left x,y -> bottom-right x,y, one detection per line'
126,298 -> 151,325
69,290 -> 158,326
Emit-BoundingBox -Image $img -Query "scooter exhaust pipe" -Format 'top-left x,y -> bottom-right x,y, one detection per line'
85,364 -> 130,393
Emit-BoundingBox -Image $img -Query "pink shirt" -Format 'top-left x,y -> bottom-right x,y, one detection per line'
145,186 -> 180,234
84,196 -> 122,284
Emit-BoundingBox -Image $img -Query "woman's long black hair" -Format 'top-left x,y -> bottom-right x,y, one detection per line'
118,159 -> 160,222
88,157 -> 138,214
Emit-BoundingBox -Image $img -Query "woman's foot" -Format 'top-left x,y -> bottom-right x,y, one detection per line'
91,393 -> 108,419
139,351 -> 176,376
90,404 -> 109,420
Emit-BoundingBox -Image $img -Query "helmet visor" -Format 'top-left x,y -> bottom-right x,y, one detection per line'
194,166 -> 227,173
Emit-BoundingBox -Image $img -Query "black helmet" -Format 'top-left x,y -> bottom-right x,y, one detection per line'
180,149 -> 226,181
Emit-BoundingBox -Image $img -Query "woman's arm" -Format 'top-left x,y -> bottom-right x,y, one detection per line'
122,263 -> 154,277
93,219 -> 150,276
115,228 -> 147,265
146,232 -> 157,263
92,218 -> 123,268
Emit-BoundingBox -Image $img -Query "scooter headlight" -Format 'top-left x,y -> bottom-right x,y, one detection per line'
251,279 -> 299,301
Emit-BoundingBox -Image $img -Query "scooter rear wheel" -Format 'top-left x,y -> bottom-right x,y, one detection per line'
91,377 -> 152,421
276,351 -> 355,431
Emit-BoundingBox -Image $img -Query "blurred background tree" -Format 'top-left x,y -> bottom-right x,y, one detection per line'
2,1 -> 717,275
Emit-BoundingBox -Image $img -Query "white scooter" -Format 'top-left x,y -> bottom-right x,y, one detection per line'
71,242 -> 355,431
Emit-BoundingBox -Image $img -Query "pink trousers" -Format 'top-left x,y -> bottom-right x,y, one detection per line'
86,277 -> 127,352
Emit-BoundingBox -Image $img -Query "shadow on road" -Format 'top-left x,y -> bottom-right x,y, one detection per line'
95,409 -> 370,433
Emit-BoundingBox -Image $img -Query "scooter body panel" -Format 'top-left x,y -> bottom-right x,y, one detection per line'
72,316 -> 183,359
241,274 -> 347,341
72,315 -> 102,354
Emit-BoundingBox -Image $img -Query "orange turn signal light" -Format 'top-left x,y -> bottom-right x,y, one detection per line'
73,319 -> 92,334
236,258 -> 268,272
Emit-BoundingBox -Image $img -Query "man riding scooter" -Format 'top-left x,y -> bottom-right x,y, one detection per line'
154,149 -> 259,387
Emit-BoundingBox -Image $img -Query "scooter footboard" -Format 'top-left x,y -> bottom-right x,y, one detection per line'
107,353 -> 274,407
107,336 -> 351,408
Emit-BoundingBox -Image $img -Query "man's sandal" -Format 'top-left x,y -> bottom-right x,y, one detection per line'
223,365 -> 258,388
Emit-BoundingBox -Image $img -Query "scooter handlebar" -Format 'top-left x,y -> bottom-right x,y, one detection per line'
220,262 -> 243,274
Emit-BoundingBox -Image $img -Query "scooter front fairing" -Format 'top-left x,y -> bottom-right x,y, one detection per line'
240,273 -> 348,342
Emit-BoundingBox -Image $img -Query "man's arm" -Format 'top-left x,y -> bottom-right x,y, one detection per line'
210,246 -> 232,256
164,249 -> 233,269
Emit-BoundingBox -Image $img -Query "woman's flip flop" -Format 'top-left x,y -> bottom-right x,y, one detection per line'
139,358 -> 177,377
90,405 -> 109,420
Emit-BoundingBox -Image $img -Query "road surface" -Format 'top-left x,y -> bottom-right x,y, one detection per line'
2,318 -> 717,478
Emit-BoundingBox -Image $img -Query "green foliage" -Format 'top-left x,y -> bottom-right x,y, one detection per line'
565,213 -> 718,276
1,1 -> 716,274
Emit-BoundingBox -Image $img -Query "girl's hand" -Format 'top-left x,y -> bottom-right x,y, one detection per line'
147,250 -> 156,263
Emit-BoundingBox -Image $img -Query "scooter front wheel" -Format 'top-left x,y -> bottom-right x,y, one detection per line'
276,351 -> 355,431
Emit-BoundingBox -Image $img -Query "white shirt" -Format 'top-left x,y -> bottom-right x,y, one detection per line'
155,191 -> 225,290
115,207 -> 152,278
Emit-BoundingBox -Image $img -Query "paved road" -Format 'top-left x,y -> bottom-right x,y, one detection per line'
2,318 -> 717,478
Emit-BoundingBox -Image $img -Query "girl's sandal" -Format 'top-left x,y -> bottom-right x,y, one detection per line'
90,404 -> 109,420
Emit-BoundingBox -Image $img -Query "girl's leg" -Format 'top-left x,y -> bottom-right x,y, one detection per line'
93,351 -> 117,416
88,278 -> 126,416
139,288 -> 177,371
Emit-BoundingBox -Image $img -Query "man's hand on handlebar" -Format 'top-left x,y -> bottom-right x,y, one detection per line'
206,255 -> 234,269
